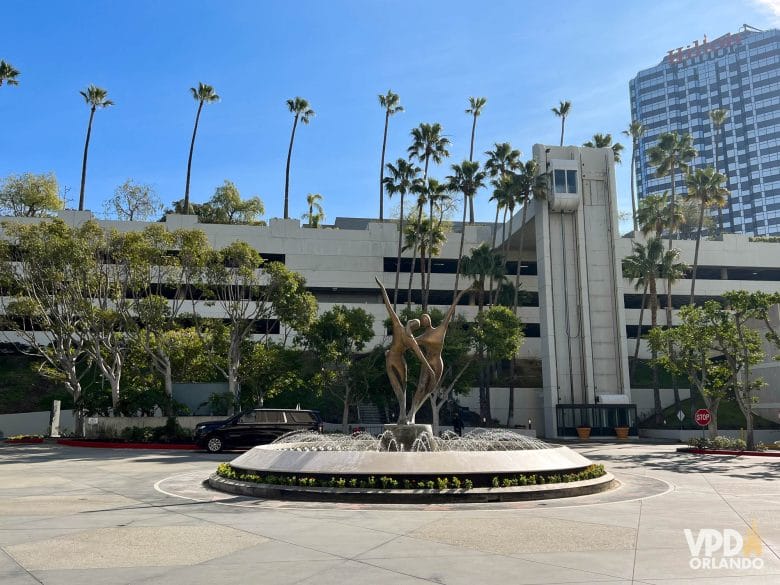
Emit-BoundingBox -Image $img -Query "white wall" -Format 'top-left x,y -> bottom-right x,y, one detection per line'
0,410 -> 74,437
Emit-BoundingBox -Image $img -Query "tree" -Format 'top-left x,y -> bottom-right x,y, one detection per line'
0,220 -> 93,434
239,343 -> 309,410
623,121 -> 645,233
303,192 -> 324,227
709,108 -> 730,234
649,303 -> 731,437
403,210 -> 447,312
199,245 -> 317,403
183,82 -> 220,214
407,123 -> 450,307
421,177 -> 452,309
205,180 -> 264,224
284,97 -> 315,220
384,159 -> 421,309
447,161 -> 486,295
0,172 -> 63,217
465,97 -> 487,222
104,179 -> 162,221
684,168 -> 728,304
78,85 -> 114,211
461,243 -> 505,312
303,305 -> 374,433
0,60 -> 20,86
636,192 -> 680,239
378,90 -> 403,221
474,306 -> 525,424
583,133 -> 624,163
552,100 -> 571,146
622,238 -> 686,422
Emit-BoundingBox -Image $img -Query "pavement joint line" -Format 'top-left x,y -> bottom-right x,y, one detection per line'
0,545 -> 45,584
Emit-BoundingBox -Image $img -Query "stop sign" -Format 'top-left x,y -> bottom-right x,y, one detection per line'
695,409 -> 711,427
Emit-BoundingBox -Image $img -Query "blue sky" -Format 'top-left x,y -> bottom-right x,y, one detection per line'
2,0 -> 779,227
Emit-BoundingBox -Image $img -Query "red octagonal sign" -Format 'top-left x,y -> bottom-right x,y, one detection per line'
695,409 -> 711,427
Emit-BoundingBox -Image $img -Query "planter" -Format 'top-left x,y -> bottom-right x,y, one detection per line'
576,426 -> 591,440
5,437 -> 44,444
614,427 -> 630,439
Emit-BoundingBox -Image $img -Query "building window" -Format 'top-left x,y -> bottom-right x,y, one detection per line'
553,169 -> 578,194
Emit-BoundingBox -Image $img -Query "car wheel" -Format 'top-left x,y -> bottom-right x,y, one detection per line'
206,437 -> 224,453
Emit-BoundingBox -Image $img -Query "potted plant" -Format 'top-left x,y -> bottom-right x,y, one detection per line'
614,426 -> 630,439
576,425 -> 591,440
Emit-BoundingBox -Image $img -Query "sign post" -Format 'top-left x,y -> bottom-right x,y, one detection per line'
695,408 -> 711,443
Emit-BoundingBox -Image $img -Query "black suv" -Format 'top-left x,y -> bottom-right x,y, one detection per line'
194,408 -> 323,453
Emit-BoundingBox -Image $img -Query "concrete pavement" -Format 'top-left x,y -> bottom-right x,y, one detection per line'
0,442 -> 778,584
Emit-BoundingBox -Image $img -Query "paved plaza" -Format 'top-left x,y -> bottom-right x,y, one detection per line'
0,442 -> 778,584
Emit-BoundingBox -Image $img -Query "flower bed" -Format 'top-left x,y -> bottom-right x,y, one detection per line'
216,462 -> 607,490
677,447 -> 780,457
4,435 -> 44,444
57,439 -> 196,450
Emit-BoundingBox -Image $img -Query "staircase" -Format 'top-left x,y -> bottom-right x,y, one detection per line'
356,401 -> 384,425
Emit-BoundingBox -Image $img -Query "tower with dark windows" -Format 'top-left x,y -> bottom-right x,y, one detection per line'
630,25 -> 780,236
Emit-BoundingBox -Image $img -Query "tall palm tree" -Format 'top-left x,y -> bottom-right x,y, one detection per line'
623,121 -> 645,233
284,97 -> 315,220
421,178 -> 451,310
583,133 -> 625,163
709,108 -> 730,235
465,97 -> 487,222
685,168 -> 728,304
0,60 -> 20,86
78,85 -> 114,212
378,91 -> 403,221
406,123 -> 450,306
484,143 -> 522,244
487,177 -> 513,303
647,131 -> 696,350
551,100 -> 572,147
623,238 -> 686,423
303,193 -> 325,227
184,82 -> 220,214
461,243 -> 505,312
403,215 -> 447,311
447,161 -> 486,296
511,161 -> 547,311
383,159 -> 421,309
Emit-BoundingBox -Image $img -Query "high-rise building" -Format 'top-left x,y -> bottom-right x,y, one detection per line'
630,25 -> 780,236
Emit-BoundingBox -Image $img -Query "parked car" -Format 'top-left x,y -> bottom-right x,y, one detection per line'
194,408 -> 323,453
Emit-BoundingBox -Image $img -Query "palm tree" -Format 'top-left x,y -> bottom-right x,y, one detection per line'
583,133 -> 624,163
0,60 -> 20,86
511,161 -> 547,311
685,168 -> 728,304
447,161 -> 486,295
465,97 -> 487,222
647,131 -> 696,367
384,159 -> 421,309
78,85 -> 114,212
423,178 -> 453,309
461,243 -> 505,312
484,143 -> 522,246
184,82 -> 220,214
623,121 -> 645,233
623,238 -> 686,423
284,97 -> 315,220
487,177 -> 513,304
406,123 -> 450,306
303,193 -> 325,227
551,100 -> 572,146
378,91 -> 403,221
709,108 -> 730,235
403,215 -> 447,311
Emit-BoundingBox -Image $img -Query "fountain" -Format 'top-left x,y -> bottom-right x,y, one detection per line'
209,279 -> 615,502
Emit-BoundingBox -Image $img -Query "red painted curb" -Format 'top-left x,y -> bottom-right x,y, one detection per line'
57,439 -> 197,450
677,447 -> 780,457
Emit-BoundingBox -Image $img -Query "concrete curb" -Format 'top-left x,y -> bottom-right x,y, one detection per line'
207,472 -> 617,503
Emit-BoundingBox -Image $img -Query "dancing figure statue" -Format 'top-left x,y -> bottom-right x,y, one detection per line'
375,277 -> 433,424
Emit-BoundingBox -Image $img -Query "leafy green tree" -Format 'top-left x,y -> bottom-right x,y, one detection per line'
0,60 -> 20,86
0,172 -> 63,217
0,220 -> 93,434
206,180 -> 264,224
465,97 -> 487,221
303,192 -> 324,227
474,306 -> 525,424
622,238 -> 686,421
383,159 -> 421,309
447,160 -> 486,294
583,133 -> 624,163
709,108 -> 730,234
184,82 -> 220,213
649,303 -> 732,437
685,167 -> 728,304
104,179 -> 161,221
551,100 -> 571,146
378,90 -> 403,221
303,305 -> 374,432
623,121 -> 645,233
239,343 -> 310,410
78,85 -> 114,211
284,97 -> 315,219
